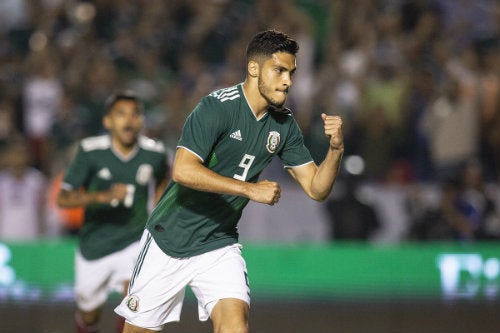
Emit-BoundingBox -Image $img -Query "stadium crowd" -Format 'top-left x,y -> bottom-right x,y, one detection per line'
1,0 -> 500,243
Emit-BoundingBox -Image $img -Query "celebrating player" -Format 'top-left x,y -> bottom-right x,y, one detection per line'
115,30 -> 343,333
57,90 -> 170,333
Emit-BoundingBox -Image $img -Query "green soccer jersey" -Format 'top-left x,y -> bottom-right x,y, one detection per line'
147,83 -> 313,258
62,135 -> 168,260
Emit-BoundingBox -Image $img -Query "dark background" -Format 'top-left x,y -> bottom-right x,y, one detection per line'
1,298 -> 499,333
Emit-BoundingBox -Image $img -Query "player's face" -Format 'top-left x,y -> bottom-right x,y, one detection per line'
258,52 -> 296,107
104,100 -> 144,147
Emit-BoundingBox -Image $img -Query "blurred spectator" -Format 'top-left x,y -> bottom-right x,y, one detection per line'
78,54 -> 120,135
455,159 -> 500,240
49,91 -> 89,166
421,75 -> 479,181
325,159 -> 380,240
409,178 -> 465,240
364,160 -> 415,244
0,0 -> 29,34
438,0 -> 497,51
0,99 -> 22,151
410,159 -> 500,241
405,67 -> 436,181
325,178 -> 379,240
146,82 -> 191,148
310,2 -> 372,163
477,44 -> 500,181
262,0 -> 317,129
22,50 -> 63,173
126,51 -> 172,108
360,63 -> 409,179
0,139 -> 53,240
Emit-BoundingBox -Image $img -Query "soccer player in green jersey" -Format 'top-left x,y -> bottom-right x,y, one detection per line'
115,30 -> 343,333
58,91 -> 170,333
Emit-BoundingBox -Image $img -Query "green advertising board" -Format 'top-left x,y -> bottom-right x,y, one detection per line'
243,242 -> 500,300
0,240 -> 499,302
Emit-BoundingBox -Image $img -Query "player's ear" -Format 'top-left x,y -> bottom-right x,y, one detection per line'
103,114 -> 112,130
248,60 -> 259,78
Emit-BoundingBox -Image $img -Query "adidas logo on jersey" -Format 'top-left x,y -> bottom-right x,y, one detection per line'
230,130 -> 243,141
98,167 -> 112,180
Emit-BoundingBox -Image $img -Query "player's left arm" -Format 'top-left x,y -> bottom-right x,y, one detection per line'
288,113 -> 344,201
153,163 -> 170,204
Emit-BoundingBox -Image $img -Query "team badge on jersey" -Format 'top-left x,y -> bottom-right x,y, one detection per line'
126,294 -> 140,312
136,164 -> 153,185
266,131 -> 280,153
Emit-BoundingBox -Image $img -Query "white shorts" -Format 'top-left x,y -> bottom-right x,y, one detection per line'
114,230 -> 250,331
75,241 -> 140,312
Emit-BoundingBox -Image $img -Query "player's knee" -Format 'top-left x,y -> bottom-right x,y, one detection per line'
215,322 -> 248,333
75,310 -> 100,333
122,322 -> 158,333
79,308 -> 101,325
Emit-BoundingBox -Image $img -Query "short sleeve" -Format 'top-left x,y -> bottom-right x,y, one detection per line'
177,97 -> 227,162
279,118 -> 314,168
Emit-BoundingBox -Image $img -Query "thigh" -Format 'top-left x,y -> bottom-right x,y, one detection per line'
75,251 -> 111,311
190,244 -> 250,321
109,241 -> 140,293
211,298 -> 249,333
115,231 -> 192,330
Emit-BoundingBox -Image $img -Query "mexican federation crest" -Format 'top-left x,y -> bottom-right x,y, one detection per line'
266,131 -> 280,153
126,294 -> 140,312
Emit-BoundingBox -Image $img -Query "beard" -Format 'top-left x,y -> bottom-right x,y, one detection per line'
258,76 -> 286,107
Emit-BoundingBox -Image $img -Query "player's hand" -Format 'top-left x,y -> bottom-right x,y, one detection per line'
105,183 -> 128,206
321,113 -> 344,151
248,180 -> 281,206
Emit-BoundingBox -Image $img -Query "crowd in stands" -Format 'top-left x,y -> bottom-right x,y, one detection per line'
1,0 -> 500,243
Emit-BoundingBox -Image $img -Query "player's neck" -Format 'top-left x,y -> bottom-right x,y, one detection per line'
242,80 -> 268,119
111,139 -> 137,158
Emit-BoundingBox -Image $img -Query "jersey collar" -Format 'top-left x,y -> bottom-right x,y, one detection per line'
110,139 -> 140,162
239,83 -> 269,122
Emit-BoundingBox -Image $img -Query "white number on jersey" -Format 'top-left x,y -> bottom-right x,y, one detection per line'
233,154 -> 255,181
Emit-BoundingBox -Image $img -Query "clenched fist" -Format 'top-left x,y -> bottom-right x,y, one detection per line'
248,179 -> 281,206
321,113 -> 343,151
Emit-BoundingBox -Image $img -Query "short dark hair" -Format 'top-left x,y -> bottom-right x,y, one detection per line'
104,90 -> 142,114
246,30 -> 299,62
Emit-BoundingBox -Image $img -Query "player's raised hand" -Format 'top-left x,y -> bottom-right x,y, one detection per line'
247,179 -> 281,205
321,113 -> 344,151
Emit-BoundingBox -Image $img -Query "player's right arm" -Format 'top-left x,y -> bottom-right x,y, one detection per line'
57,183 -> 128,208
57,141 -> 129,208
173,147 -> 281,205
175,93 -> 281,205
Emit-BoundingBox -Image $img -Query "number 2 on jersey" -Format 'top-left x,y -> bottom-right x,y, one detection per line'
233,154 -> 255,181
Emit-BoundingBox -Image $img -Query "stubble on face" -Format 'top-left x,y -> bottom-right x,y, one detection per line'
257,75 -> 286,108
256,53 -> 295,108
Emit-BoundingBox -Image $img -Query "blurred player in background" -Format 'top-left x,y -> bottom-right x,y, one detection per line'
57,90 -> 170,333
115,30 -> 343,333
